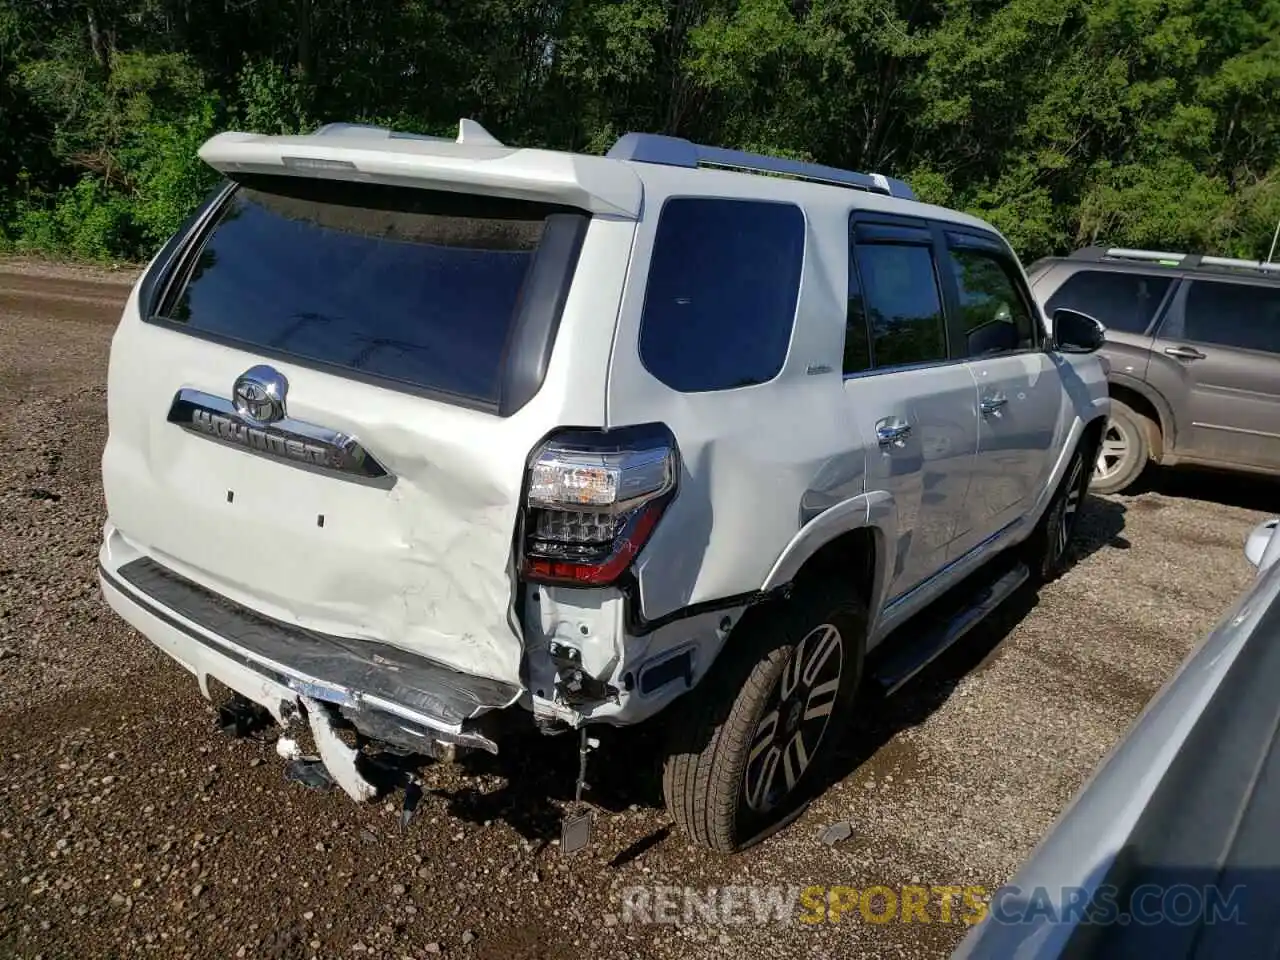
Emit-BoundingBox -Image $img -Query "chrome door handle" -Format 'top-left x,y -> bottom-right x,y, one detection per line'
980,394 -> 1008,416
1164,345 -> 1206,361
876,417 -> 912,447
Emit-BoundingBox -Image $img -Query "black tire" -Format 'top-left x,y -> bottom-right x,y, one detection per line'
1026,437 -> 1094,583
1091,400 -> 1152,495
661,580 -> 865,853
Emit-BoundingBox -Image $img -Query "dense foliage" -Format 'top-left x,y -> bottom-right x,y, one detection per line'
1,0 -> 1278,263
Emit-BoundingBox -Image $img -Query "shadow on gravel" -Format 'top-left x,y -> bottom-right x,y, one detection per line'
1071,491 -> 1130,554
826,586 -> 1043,791
425,496 -> 1129,849
429,720 -> 669,846
1138,465 -> 1279,513
780,493 -> 1129,831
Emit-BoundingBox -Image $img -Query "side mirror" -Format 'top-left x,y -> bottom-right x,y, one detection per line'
1245,519 -> 1280,575
1052,308 -> 1106,353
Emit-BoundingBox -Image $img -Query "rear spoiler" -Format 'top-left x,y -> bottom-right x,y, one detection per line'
197,118 -> 643,219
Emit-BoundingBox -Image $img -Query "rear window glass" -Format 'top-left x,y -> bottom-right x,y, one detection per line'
1044,269 -> 1171,334
639,198 -> 804,392
158,175 -> 584,406
1181,280 -> 1280,354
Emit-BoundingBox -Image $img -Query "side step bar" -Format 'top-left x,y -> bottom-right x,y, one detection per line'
871,563 -> 1030,696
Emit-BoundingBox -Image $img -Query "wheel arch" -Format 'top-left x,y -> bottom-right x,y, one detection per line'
1082,411 -> 1108,457
1107,374 -> 1172,462
760,491 -> 893,625
1066,412 -> 1108,493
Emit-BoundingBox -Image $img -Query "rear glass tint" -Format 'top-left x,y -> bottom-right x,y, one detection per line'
1044,269 -> 1171,334
639,198 -> 804,392
1182,280 -> 1280,354
158,175 -> 585,406
855,243 -> 948,367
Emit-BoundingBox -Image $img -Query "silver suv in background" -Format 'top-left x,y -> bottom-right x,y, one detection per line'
1028,247 -> 1280,494
953,517 -> 1280,958
98,119 -> 1109,853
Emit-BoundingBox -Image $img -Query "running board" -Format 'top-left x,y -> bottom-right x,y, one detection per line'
871,563 -> 1030,697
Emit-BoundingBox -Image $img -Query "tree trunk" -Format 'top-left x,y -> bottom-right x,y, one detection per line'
86,4 -> 110,74
297,0 -> 313,86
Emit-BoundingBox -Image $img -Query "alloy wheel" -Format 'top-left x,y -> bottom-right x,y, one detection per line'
1093,420 -> 1130,483
743,622 -> 844,814
1054,452 -> 1087,562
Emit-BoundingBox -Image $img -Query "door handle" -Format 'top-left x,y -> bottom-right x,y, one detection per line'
980,393 -> 1008,416
876,417 -> 912,447
1164,345 -> 1206,361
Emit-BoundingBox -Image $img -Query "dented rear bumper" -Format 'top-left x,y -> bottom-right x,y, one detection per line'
99,528 -> 518,760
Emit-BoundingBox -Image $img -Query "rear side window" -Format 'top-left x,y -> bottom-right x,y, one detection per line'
1044,269 -> 1171,334
1181,280 -> 1280,354
853,243 -> 947,368
639,198 -> 804,392
157,175 -> 586,408
947,247 -> 1037,357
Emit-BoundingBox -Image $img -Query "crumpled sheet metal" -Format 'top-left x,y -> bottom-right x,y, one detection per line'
103,391 -> 537,693
301,697 -> 377,802
112,550 -> 524,727
276,700 -> 378,802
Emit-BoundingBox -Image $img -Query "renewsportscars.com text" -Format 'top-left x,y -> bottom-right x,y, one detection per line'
611,883 -> 1247,927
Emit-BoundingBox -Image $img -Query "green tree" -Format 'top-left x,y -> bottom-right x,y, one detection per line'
0,0 -> 1276,263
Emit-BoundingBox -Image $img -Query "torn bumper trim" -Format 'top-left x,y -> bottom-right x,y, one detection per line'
99,557 -> 519,751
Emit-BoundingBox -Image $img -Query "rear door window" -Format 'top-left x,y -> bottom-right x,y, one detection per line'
157,175 -> 586,407
639,198 -> 805,392
851,242 -> 948,369
1044,269 -> 1172,334
1180,280 -> 1280,354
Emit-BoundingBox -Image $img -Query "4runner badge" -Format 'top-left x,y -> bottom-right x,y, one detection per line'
165,371 -> 392,482
233,365 -> 288,424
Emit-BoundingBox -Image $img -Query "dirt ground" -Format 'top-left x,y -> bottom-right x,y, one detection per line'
0,258 -> 1271,960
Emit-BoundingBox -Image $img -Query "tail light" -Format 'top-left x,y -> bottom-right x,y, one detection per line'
521,424 -> 677,586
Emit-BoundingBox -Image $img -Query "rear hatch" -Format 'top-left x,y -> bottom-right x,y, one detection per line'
101,125 -> 639,691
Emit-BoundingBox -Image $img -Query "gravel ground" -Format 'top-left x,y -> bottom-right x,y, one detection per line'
0,259 -> 1271,960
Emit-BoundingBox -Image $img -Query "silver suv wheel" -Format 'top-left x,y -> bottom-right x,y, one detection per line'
1090,400 -> 1154,495
1094,419 -> 1131,483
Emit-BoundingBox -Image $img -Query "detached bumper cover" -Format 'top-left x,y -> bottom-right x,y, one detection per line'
99,553 -> 520,750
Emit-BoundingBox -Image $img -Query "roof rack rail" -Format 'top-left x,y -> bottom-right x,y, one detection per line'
1105,247 -> 1189,264
1069,245 -> 1280,275
1199,254 -> 1280,274
1068,246 -> 1190,265
605,132 -> 916,200
312,118 -> 501,146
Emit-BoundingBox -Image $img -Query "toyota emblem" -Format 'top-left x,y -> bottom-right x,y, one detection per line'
232,365 -> 289,424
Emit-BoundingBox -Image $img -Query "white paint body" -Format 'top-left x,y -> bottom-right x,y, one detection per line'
98,124 -> 1109,747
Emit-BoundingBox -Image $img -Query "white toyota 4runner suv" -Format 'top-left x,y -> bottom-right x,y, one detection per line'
98,119 -> 1110,853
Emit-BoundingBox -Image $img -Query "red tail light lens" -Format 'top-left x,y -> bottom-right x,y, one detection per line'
521,424 -> 677,587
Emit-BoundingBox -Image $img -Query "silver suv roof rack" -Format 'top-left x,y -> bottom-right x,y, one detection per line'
1103,247 -> 1188,264
1199,255 -> 1280,273
1071,245 -> 1280,275
606,132 -> 917,201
